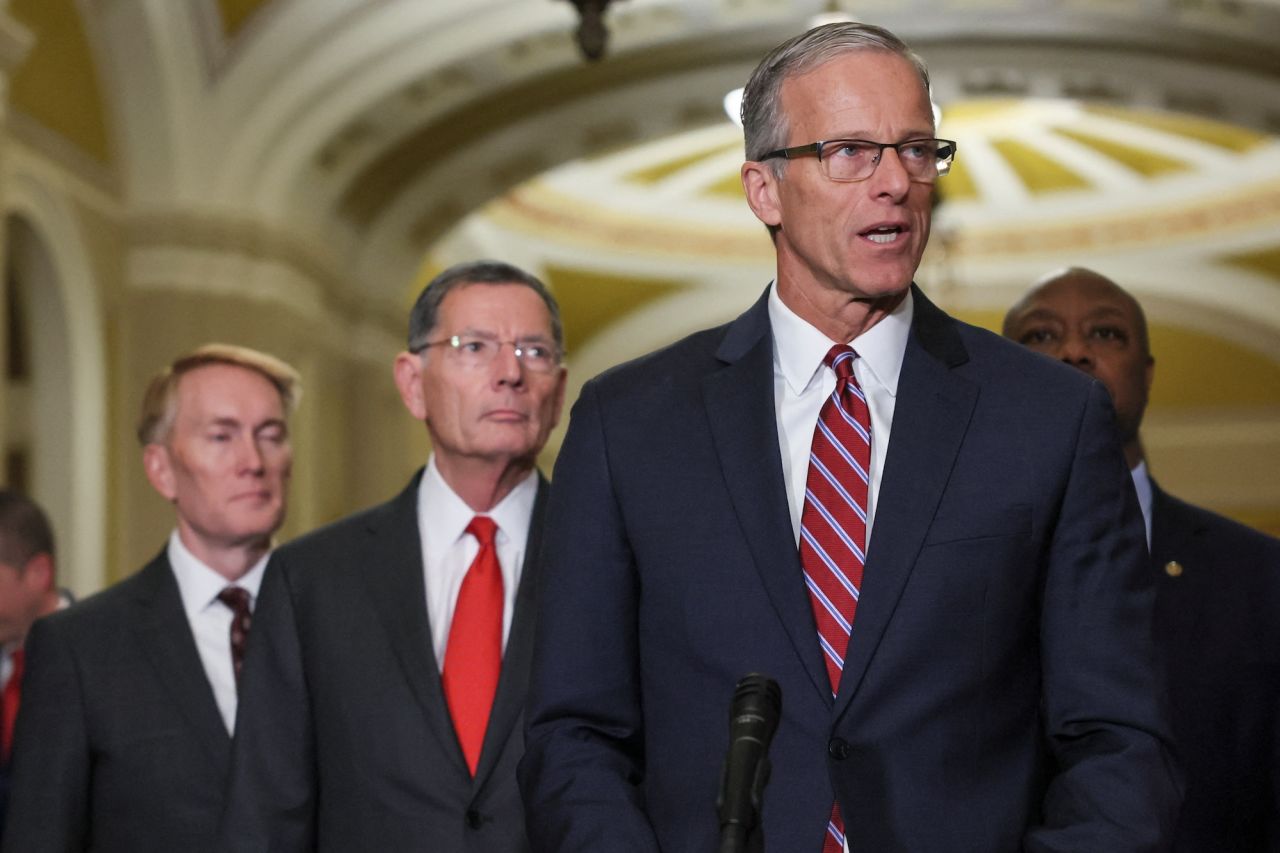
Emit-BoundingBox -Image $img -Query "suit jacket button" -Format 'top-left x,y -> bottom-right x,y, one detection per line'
828,738 -> 850,760
466,809 -> 482,829
1164,560 -> 1183,578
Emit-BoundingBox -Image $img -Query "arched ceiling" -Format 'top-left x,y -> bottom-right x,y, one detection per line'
67,0 -> 1280,313
429,96 -> 1280,366
9,0 -> 1279,524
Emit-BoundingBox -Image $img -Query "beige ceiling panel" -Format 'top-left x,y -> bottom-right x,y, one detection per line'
1084,104 -> 1267,153
1221,244 -> 1280,284
10,0 -> 111,164
543,264 -> 693,354
989,137 -> 1093,194
216,0 -> 273,38
1050,126 -> 1191,178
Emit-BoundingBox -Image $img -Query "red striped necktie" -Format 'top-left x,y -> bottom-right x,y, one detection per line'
799,344 -> 871,853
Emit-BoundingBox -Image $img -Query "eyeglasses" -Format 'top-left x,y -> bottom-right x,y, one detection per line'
761,137 -> 956,183
413,335 -> 562,373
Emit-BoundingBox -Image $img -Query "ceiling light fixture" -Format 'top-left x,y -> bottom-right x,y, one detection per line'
562,0 -> 624,61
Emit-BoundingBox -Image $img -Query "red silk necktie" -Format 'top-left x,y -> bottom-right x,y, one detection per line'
799,345 -> 871,853
442,516 -> 503,776
2,648 -> 24,762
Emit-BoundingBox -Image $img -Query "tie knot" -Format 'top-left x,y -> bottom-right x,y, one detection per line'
217,586 -> 252,617
466,516 -> 498,548
824,344 -> 857,381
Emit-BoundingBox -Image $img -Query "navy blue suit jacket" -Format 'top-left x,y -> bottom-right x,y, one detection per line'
1150,483 -> 1280,851
520,286 -> 1180,852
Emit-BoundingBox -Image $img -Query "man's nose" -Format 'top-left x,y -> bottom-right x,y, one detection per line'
1058,335 -> 1094,372
239,435 -> 266,472
493,342 -> 525,386
869,147 -> 911,200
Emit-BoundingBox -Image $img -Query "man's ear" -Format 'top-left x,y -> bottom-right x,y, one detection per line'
741,160 -> 783,228
393,351 -> 428,421
21,552 -> 54,593
143,443 -> 177,502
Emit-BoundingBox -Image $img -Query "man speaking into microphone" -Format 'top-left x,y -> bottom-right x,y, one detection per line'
519,21 -> 1178,852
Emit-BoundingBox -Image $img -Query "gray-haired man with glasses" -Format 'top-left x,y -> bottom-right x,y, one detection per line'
521,21 -> 1178,852
224,260 -> 565,852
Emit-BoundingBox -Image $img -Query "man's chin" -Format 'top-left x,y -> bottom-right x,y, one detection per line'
227,514 -> 286,546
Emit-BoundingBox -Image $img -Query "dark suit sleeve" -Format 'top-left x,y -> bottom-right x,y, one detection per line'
1028,382 -> 1181,850
1,616 -> 90,852
220,556 -> 315,853
519,382 -> 662,853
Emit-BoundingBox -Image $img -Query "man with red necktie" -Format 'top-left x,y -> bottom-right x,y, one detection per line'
520,22 -> 1180,852
0,491 -> 69,838
224,260 -> 567,852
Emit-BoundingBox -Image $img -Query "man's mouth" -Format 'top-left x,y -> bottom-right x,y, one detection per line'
862,225 -> 904,244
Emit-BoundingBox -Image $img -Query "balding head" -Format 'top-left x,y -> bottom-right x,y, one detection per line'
1005,267 -> 1150,355
1003,267 -> 1155,468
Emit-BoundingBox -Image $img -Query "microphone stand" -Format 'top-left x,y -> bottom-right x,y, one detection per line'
716,674 -> 780,853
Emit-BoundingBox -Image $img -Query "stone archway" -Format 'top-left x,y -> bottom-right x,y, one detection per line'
4,177 -> 107,594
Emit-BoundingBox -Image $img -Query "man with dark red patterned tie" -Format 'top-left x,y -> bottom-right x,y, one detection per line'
3,344 -> 299,853
520,22 -> 1180,852
224,260 -> 566,852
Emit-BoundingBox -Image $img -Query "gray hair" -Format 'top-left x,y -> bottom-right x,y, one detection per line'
741,22 -> 932,171
406,260 -> 564,353
137,344 -> 302,446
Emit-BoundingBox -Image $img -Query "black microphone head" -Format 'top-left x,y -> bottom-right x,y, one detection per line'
729,673 -> 781,745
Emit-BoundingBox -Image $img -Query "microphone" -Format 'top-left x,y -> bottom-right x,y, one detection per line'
717,673 -> 782,853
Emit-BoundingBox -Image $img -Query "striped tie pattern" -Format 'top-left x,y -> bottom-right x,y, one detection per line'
799,344 -> 870,853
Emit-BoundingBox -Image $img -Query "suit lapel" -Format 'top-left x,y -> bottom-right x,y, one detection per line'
834,287 -> 977,718
357,473 -> 466,771
473,476 -> 549,787
130,553 -> 231,768
704,289 -> 832,702
1149,482 -> 1208,645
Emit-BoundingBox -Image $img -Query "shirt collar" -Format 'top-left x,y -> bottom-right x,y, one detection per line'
769,283 -> 913,395
419,454 -> 538,558
1129,460 -> 1154,548
166,529 -> 269,619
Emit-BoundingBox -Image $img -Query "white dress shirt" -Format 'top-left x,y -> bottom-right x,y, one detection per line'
1129,460 -> 1154,549
416,454 -> 537,671
769,284 -> 914,548
0,646 -> 17,690
167,530 -> 267,735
